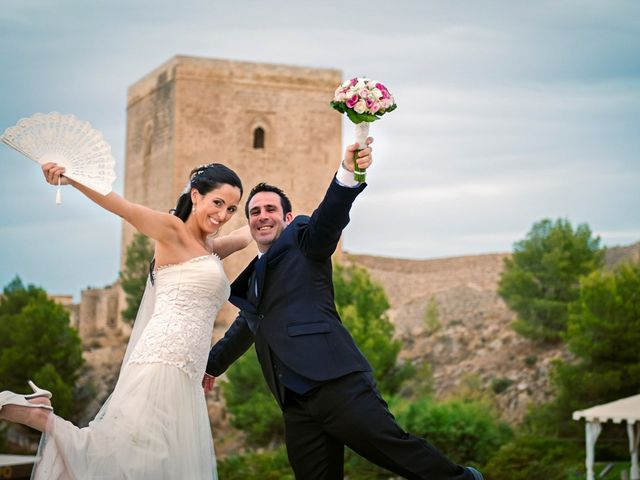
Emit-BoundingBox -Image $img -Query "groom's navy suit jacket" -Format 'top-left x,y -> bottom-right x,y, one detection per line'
206,177 -> 372,407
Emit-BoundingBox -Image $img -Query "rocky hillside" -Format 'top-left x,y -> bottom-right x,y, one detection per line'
348,241 -> 639,423
348,252 -> 562,424
77,242 -> 639,445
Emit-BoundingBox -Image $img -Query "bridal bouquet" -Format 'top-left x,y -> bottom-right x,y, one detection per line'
331,77 -> 397,181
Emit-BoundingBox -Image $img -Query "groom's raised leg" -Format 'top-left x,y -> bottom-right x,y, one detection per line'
312,372 -> 474,480
284,391 -> 344,480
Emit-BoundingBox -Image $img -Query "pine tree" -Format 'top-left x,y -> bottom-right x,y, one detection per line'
0,277 -> 83,417
498,218 -> 603,342
120,233 -> 154,323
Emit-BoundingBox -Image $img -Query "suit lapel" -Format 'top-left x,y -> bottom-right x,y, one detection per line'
231,227 -> 291,310
229,256 -> 259,312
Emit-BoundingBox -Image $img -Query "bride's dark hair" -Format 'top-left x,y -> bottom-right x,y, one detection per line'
149,163 -> 243,282
171,163 -> 243,222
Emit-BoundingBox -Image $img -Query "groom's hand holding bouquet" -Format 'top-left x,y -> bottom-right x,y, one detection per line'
331,77 -> 397,181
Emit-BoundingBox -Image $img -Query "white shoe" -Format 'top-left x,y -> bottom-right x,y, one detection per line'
0,381 -> 53,412
25,380 -> 52,400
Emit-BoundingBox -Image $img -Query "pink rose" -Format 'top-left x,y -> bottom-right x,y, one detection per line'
346,94 -> 359,108
365,97 -> 375,109
376,83 -> 390,99
369,101 -> 381,114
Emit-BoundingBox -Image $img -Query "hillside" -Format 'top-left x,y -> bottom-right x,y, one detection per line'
348,241 -> 639,423
348,252 -> 562,423
77,242 -> 639,447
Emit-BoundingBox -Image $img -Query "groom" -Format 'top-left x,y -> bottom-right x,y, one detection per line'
204,140 -> 483,480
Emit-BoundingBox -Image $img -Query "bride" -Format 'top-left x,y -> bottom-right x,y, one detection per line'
0,161 -> 251,479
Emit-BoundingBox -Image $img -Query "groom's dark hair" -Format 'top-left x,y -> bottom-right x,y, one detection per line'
245,183 -> 292,219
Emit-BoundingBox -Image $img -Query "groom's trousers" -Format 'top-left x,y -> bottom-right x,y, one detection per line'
282,371 -> 474,480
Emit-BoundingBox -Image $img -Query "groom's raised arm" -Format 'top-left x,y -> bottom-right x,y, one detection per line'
298,139 -> 373,260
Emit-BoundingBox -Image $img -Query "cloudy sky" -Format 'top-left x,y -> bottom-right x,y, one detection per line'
1,0 -> 638,298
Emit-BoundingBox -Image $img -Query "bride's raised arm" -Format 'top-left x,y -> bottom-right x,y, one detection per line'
208,225 -> 252,259
42,162 -> 182,245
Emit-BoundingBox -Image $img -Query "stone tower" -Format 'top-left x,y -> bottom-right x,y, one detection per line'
122,56 -> 343,327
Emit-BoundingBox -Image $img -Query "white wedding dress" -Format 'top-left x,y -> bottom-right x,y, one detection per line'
32,254 -> 229,479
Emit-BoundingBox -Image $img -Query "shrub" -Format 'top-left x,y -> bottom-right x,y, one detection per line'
217,445 -> 293,480
423,296 -> 442,335
393,397 -> 512,466
483,434 -> 583,480
490,377 -> 514,394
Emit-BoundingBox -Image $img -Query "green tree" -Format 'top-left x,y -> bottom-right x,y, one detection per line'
333,263 -> 415,395
0,277 -> 83,417
220,349 -> 283,446
222,262 -> 414,446
120,232 -> 154,323
539,262 -> 640,437
498,218 -> 603,342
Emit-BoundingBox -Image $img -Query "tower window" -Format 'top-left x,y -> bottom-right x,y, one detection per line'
253,127 -> 265,149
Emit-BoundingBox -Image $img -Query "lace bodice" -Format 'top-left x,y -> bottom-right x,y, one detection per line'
127,254 -> 230,381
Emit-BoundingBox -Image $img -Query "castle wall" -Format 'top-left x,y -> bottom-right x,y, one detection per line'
77,283 -> 129,344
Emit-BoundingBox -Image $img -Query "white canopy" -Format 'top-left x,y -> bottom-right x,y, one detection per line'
573,394 -> 640,424
573,394 -> 640,480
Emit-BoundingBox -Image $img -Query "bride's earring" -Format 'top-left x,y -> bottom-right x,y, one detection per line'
192,203 -> 197,214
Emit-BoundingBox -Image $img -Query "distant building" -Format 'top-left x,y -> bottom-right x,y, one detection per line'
49,294 -> 79,330
77,282 -> 126,342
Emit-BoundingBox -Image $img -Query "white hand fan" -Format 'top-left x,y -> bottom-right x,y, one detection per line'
1,112 -> 117,204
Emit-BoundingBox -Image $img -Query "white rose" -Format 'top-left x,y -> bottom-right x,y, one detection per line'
355,78 -> 367,90
372,87 -> 383,99
354,99 -> 367,114
347,87 -> 359,97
